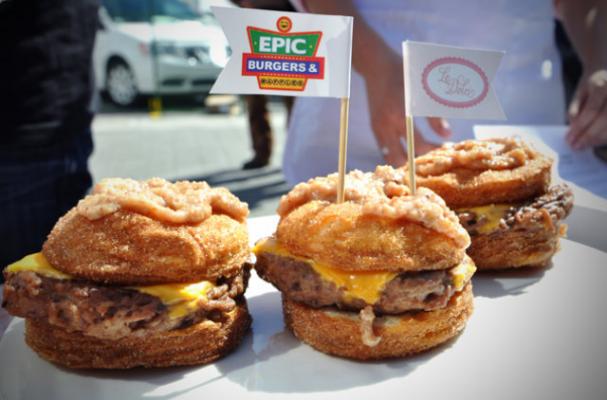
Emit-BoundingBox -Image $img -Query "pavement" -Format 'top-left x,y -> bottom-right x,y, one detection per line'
91,97 -> 290,217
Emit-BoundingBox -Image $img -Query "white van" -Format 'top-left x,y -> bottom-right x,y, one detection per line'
94,0 -> 229,106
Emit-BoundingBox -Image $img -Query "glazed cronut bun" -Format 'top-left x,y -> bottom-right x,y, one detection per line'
2,178 -> 252,369
254,166 -> 476,360
410,138 -> 574,270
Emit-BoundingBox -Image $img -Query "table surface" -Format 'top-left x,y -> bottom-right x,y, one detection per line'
2,215 -> 607,400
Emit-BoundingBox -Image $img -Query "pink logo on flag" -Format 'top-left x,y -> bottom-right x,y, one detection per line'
421,57 -> 489,109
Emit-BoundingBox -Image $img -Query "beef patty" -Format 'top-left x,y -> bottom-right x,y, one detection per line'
2,268 -> 248,340
458,184 -> 574,236
255,253 -> 470,314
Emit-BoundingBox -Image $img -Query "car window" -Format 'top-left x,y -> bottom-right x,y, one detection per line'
200,12 -> 219,26
151,0 -> 201,22
101,0 -> 201,23
102,0 -> 151,22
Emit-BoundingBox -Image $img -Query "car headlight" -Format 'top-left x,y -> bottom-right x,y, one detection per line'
152,41 -> 183,57
151,40 -> 227,67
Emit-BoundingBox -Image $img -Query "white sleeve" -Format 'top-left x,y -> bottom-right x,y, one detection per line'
289,0 -> 307,12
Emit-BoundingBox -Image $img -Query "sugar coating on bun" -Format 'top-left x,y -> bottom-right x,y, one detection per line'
77,177 -> 249,224
44,178 -> 250,284
277,166 -> 469,249
277,201 -> 466,272
43,210 -> 250,284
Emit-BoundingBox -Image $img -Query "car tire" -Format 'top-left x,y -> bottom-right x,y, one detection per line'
106,59 -> 139,107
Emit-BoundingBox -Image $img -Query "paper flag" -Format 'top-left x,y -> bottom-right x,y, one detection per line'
211,7 -> 352,98
403,41 -> 506,120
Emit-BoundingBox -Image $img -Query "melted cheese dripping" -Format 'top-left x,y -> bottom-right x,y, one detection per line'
450,255 -> 476,291
254,237 -> 397,304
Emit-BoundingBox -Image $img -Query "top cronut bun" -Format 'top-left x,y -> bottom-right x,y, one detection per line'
275,167 -> 470,272
409,138 -> 552,208
42,178 -> 250,285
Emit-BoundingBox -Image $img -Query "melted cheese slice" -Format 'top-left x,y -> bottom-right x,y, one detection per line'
254,237 -> 397,304
457,204 -> 514,234
136,281 -> 214,319
6,253 -> 71,280
6,253 -> 214,319
310,263 -> 398,304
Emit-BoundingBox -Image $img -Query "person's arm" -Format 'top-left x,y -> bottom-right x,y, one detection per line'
304,0 -> 451,166
556,0 -> 607,149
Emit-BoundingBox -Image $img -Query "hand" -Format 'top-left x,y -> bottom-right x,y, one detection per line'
364,51 -> 451,166
566,69 -> 607,150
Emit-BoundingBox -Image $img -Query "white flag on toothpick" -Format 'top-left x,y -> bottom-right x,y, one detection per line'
211,7 -> 352,98
403,41 -> 506,120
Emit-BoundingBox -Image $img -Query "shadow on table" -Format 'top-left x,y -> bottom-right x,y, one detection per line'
472,263 -> 550,299
70,364 -> 196,387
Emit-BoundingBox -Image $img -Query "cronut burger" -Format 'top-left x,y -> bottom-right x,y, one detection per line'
253,167 -> 476,360
2,178 -> 252,369
409,137 -> 574,270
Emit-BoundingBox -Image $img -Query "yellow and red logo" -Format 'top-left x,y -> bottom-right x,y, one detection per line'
242,16 -> 325,91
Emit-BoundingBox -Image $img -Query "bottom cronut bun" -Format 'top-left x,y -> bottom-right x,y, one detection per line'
283,283 -> 473,360
467,225 -> 563,269
25,300 -> 251,369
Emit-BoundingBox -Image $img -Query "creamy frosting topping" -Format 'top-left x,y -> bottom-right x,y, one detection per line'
415,138 -> 539,177
77,177 -> 249,224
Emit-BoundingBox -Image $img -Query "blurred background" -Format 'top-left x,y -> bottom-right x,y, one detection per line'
92,0 -> 290,217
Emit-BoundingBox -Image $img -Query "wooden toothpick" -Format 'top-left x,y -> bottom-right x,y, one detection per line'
337,97 -> 350,203
405,115 -> 416,194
